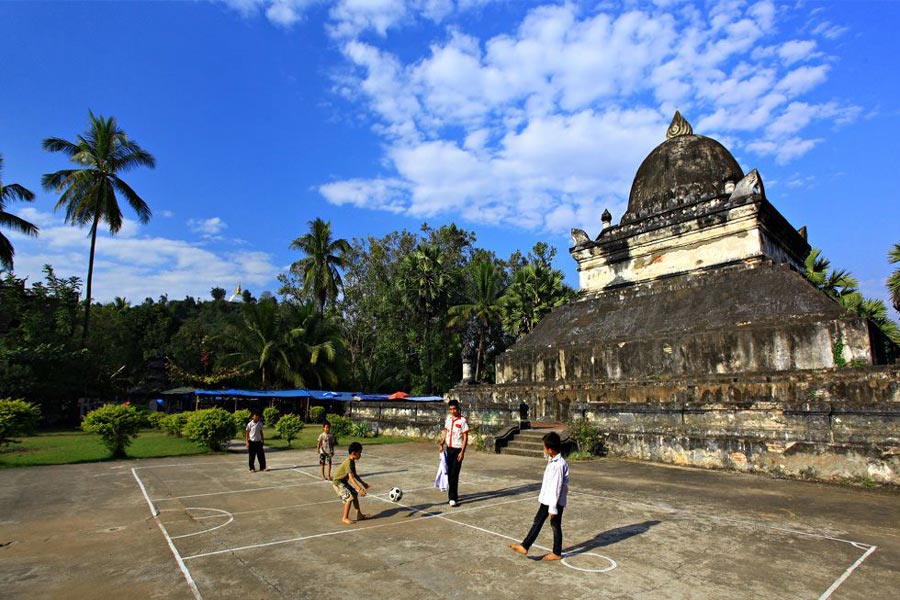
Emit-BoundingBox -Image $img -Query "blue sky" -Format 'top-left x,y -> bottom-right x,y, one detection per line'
1,0 -> 898,318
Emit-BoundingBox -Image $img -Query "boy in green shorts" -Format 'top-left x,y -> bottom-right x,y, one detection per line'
333,441 -> 370,525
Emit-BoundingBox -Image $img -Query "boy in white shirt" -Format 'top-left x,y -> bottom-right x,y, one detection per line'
245,412 -> 267,472
509,431 -> 568,561
438,399 -> 469,506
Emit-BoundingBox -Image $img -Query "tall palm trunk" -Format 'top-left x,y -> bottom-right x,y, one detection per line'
82,213 -> 100,346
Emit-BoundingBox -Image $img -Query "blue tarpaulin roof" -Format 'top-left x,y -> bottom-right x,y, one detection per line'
189,389 -> 443,402
194,389 -> 310,398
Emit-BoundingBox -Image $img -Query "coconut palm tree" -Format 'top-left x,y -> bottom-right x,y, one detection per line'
42,111 -> 155,343
0,154 -> 39,271
400,242 -> 451,393
888,243 -> 900,313
448,260 -> 505,382
289,218 -> 351,314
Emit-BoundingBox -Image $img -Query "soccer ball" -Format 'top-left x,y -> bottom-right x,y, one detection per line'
389,487 -> 403,502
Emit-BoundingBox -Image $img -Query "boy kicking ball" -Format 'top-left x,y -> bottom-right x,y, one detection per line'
332,442 -> 371,525
509,431 -> 569,561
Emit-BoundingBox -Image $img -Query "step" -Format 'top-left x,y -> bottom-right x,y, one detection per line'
501,447 -> 547,458
505,440 -> 546,451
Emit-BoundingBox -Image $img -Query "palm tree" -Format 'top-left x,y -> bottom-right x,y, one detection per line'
400,242 -> 451,393
0,154 -> 39,271
289,218 -> 351,313
501,262 -> 572,339
225,298 -> 293,389
888,243 -> 900,313
448,260 -> 505,382
42,111 -> 155,343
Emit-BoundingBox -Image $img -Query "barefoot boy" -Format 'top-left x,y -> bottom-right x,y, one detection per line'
317,421 -> 337,480
332,441 -> 370,524
509,431 -> 568,561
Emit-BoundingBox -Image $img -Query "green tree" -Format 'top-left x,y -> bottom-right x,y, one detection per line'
0,398 -> 41,445
42,111 -> 156,343
888,243 -> 900,313
500,243 -> 574,340
211,287 -> 226,301
81,403 -> 145,458
289,218 -> 351,314
399,243 -> 452,393
0,154 -> 39,271
275,413 -> 304,447
183,407 -> 238,451
448,260 -> 505,382
223,298 -> 294,389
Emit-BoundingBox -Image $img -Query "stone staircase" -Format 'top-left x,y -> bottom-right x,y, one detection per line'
501,428 -> 554,458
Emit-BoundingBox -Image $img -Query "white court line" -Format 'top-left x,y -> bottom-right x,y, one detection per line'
153,480 -> 323,501
182,494 -> 537,561
369,453 -> 878,587
170,508 -> 235,540
132,468 -> 203,600
818,543 -> 879,600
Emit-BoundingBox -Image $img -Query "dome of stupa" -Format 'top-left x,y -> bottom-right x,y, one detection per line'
625,112 -> 744,222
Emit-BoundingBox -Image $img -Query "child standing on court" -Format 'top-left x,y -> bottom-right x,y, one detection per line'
317,421 -> 337,480
245,412 -> 267,472
332,441 -> 370,524
509,431 -> 568,561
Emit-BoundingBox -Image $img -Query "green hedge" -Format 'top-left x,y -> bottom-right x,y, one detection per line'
325,414 -> 352,436
232,409 -> 252,432
81,404 -> 145,458
309,406 -> 325,424
263,407 -> 280,427
275,414 -> 304,447
0,398 -> 41,445
161,413 -> 189,437
183,408 -> 238,451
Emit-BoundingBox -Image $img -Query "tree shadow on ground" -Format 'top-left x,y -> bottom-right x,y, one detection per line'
563,520 -> 661,556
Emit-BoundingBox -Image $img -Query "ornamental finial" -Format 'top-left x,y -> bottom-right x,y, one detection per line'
666,111 -> 693,139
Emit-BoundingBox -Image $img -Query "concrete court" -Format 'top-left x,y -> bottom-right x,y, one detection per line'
0,441 -> 897,600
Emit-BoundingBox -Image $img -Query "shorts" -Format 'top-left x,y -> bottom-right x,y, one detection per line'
319,452 -> 333,465
333,482 -> 358,504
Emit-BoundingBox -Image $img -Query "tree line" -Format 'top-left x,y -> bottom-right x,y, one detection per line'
2,111 -> 899,424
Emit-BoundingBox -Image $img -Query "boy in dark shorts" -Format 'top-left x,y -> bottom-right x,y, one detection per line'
317,421 -> 337,480
509,431 -> 569,561
332,441 -> 370,525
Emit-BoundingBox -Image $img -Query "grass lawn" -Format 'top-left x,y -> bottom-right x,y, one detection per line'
0,426 -> 413,468
262,426 -> 413,451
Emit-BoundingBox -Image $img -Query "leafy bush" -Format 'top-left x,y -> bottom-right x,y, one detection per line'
146,411 -> 166,430
183,408 -> 238,451
309,406 -> 325,424
325,414 -> 353,436
0,398 -> 42,445
263,407 -> 280,428
161,413 -> 189,437
232,409 -> 252,432
350,421 -> 371,438
567,417 -> 604,456
275,413 -> 304,447
81,404 -> 145,458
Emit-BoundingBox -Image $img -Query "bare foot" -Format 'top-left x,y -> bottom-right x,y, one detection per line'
508,544 -> 527,555
356,513 -> 369,521
341,518 -> 354,525
541,553 -> 562,561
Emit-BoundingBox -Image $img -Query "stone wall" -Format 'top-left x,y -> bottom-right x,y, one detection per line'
448,367 -> 900,485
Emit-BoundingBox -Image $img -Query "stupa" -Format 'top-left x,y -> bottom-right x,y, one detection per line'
496,112 -> 884,385
444,112 -> 899,484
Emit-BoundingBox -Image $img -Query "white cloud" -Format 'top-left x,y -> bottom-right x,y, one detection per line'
214,1 -> 859,235
778,40 -> 817,66
8,210 -> 278,302
188,217 -> 228,237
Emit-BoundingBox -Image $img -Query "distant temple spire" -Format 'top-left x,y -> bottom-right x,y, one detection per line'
666,111 -> 693,139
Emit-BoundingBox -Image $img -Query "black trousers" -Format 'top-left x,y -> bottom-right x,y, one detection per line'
444,447 -> 464,502
521,503 -> 564,556
248,440 -> 266,470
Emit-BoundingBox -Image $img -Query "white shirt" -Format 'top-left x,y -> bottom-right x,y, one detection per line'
538,454 -> 569,515
246,420 -> 264,442
443,415 -> 469,448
